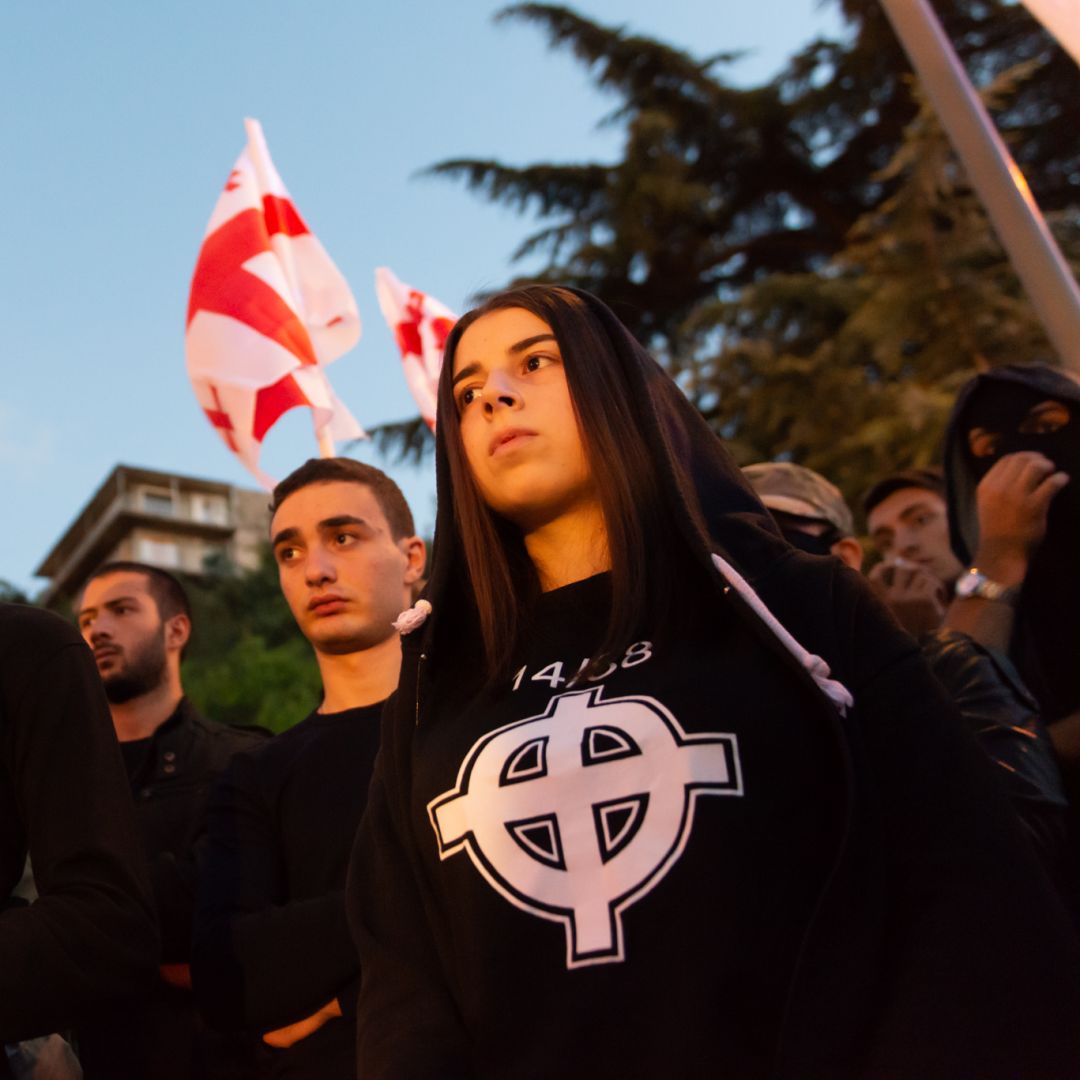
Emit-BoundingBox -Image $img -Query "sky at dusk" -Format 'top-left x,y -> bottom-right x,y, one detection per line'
2,0 -> 844,595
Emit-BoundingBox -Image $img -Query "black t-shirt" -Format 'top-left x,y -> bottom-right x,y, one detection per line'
119,736 -> 153,780
409,574 -> 839,1077
194,702 -> 383,1080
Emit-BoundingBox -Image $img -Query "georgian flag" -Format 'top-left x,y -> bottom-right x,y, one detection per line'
186,119 -> 365,488
1020,1 -> 1080,66
375,267 -> 457,431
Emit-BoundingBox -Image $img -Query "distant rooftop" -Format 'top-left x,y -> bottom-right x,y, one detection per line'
37,464 -> 270,609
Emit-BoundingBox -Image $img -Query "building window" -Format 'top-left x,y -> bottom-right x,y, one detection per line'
142,488 -> 174,517
136,538 -> 180,568
191,492 -> 228,525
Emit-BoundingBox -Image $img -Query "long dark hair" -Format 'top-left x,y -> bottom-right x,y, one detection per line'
436,285 -> 713,683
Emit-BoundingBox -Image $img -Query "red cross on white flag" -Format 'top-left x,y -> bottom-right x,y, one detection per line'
186,119 -> 365,489
374,267 -> 457,431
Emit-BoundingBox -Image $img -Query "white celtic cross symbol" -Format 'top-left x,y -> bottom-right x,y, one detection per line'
429,686 -> 743,969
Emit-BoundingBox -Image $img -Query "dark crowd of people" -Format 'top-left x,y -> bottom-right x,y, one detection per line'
3,286 -> 1080,1078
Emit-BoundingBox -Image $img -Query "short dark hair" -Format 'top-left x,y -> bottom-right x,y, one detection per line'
862,466 -> 946,519
83,561 -> 192,623
269,458 -> 415,540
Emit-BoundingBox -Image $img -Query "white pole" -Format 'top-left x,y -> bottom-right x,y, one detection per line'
879,0 -> 1080,371
317,431 -> 336,459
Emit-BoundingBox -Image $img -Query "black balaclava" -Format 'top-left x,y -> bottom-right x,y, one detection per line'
770,511 -> 845,559
783,529 -> 842,560
944,364 -> 1080,722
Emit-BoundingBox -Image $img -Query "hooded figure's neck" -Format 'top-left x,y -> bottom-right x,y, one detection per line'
524,503 -> 611,592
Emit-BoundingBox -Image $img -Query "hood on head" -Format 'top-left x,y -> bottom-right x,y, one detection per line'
418,287 -> 787,650
944,363 -> 1080,564
403,285 -> 855,720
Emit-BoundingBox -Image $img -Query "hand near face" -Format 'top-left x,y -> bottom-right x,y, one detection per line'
868,560 -> 948,638
974,451 -> 1070,580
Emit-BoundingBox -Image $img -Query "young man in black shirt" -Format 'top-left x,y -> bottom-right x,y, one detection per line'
76,562 -> 267,1078
193,459 -> 425,1078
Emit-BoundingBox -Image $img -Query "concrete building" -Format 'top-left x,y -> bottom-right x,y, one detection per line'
36,464 -> 269,609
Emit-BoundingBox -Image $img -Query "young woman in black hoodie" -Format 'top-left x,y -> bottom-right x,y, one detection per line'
348,286 -> 1080,1078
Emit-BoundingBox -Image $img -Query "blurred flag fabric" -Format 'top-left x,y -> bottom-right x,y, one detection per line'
186,118 -> 365,489
375,267 -> 457,431
1019,1 -> 1080,66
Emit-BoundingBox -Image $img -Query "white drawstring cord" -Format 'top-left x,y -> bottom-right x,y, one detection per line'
392,598 -> 432,635
711,553 -> 855,716
391,559 -> 854,714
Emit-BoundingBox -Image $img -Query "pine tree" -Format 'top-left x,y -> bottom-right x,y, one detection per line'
688,59 -> 1078,505
427,3 -> 839,365
373,0 -> 1078,499
182,549 -> 322,732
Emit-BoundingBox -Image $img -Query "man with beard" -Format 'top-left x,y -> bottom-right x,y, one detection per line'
76,562 -> 267,1079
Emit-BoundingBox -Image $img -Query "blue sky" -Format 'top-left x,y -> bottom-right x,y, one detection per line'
2,0 -> 843,594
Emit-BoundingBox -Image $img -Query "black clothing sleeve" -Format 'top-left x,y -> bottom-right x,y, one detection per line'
349,703 -> 471,1080
131,703 -> 270,965
779,570 -> 1080,1077
192,750 -> 358,1032
0,609 -> 159,1042
152,849 -> 201,961
920,627 -> 1069,881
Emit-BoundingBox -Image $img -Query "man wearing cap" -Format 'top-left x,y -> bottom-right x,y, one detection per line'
746,462 -> 1069,885
741,462 -> 863,570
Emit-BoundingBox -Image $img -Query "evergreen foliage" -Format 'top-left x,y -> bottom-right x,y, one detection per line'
691,66 -> 1075,501
406,0 -> 1079,509
182,549 -> 321,733
0,580 -> 30,604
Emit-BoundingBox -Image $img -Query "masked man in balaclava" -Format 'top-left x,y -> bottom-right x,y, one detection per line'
943,364 -> 1080,775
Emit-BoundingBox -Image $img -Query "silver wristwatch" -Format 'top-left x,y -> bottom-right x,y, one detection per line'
954,567 -> 1019,605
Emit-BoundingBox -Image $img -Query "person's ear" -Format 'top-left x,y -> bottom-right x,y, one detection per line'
399,536 -> 427,586
164,613 -> 192,653
831,536 -> 864,573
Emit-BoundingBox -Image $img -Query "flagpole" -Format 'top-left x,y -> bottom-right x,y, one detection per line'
879,0 -> 1080,372
317,431 -> 336,458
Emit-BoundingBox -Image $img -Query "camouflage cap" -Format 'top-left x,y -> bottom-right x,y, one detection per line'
743,462 -> 855,538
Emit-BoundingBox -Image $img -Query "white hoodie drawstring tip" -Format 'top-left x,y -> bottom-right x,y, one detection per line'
392,599 -> 432,635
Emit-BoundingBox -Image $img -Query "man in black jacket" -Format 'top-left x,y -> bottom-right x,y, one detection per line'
76,561 -> 267,1079
192,459 -> 425,1078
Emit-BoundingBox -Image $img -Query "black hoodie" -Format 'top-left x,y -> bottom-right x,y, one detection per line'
0,605 -> 159,1073
944,363 -> 1080,723
348,292 -> 1080,1078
